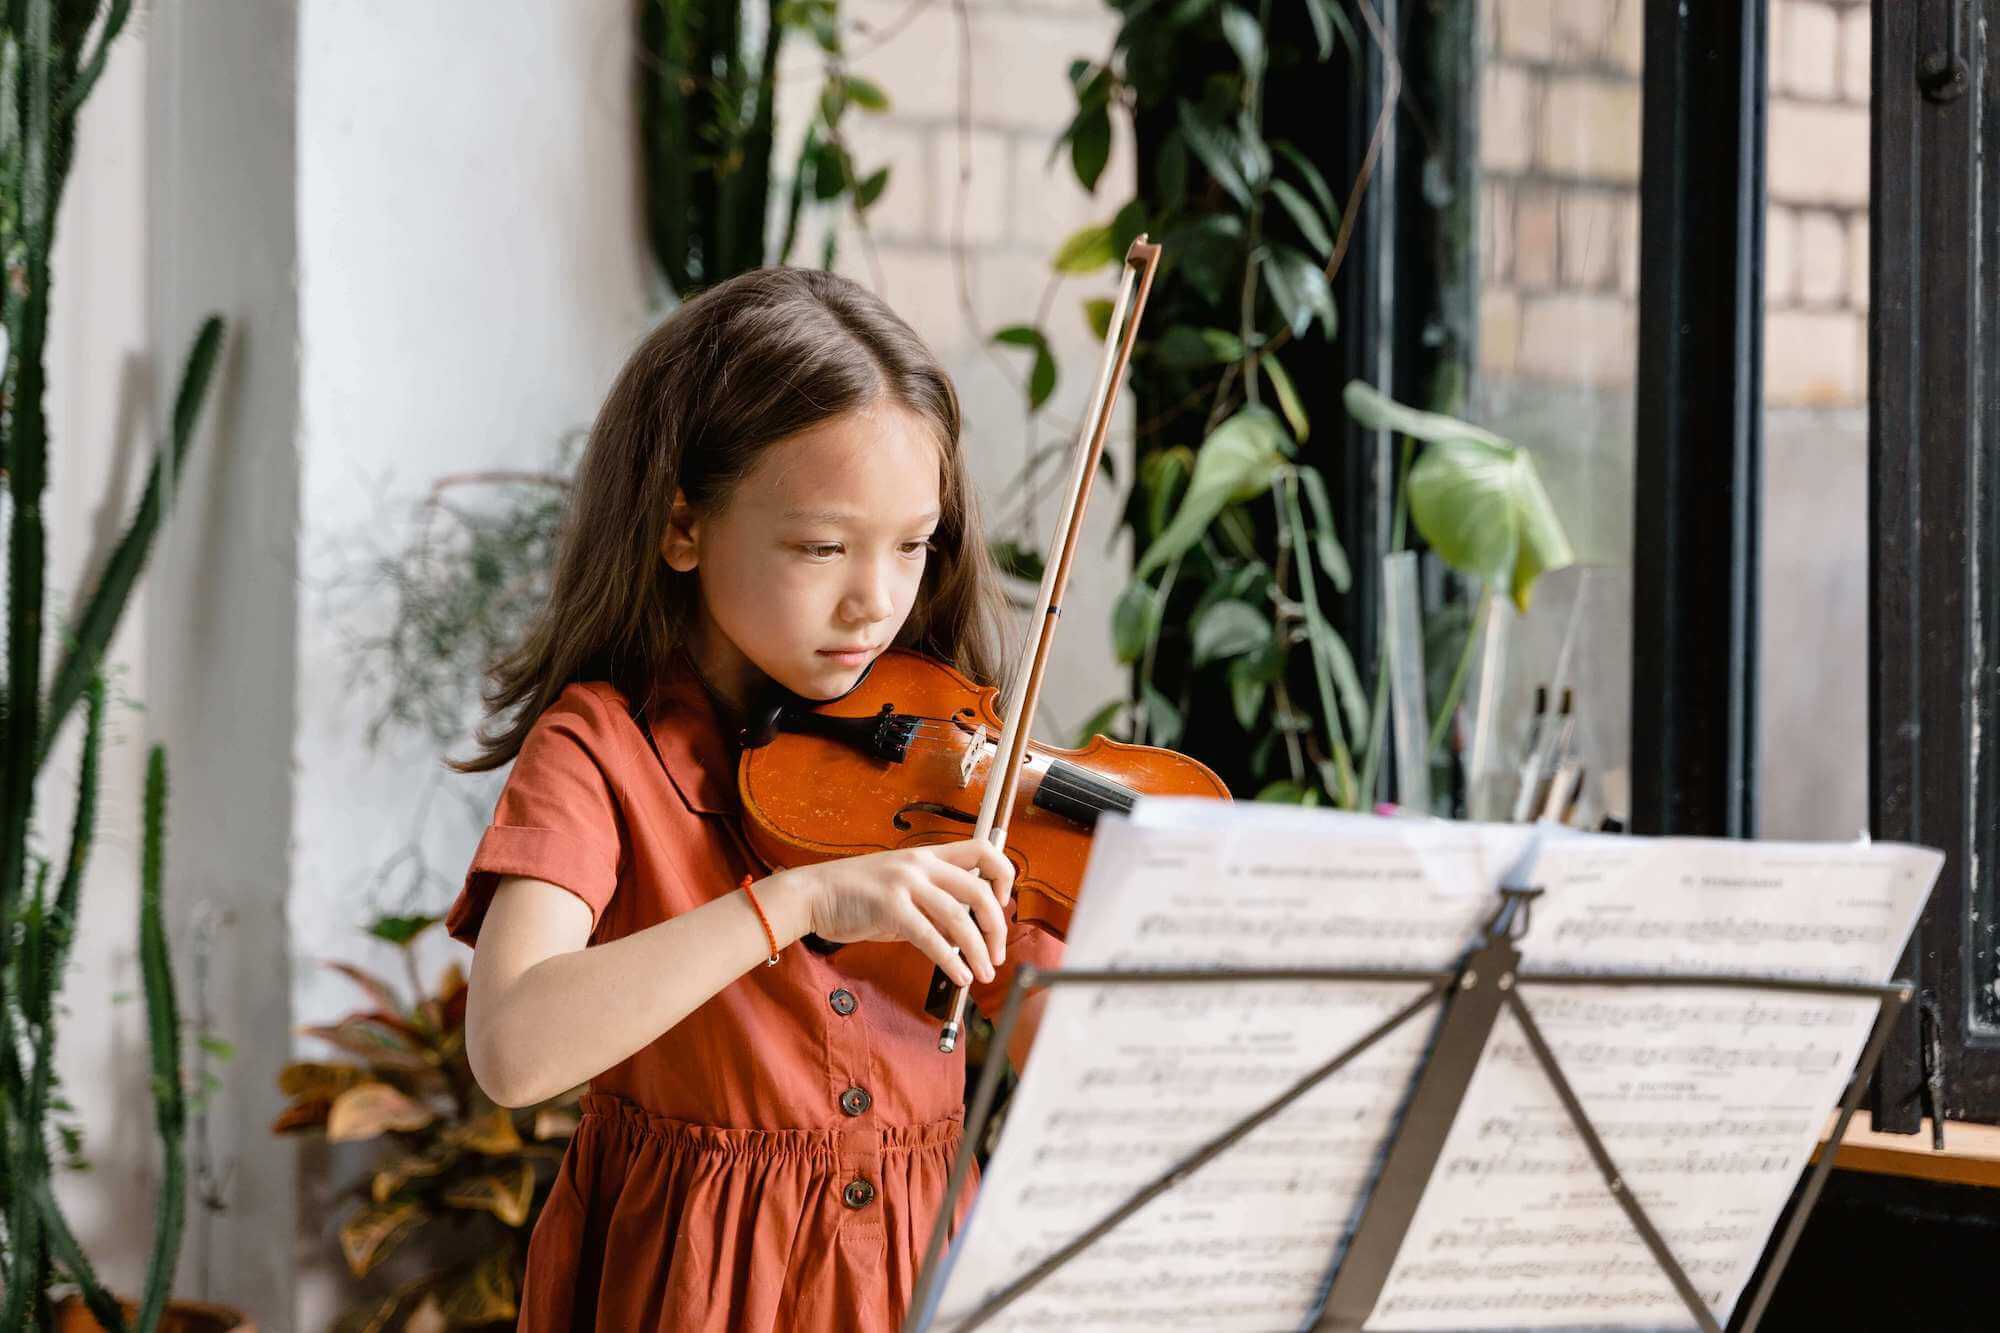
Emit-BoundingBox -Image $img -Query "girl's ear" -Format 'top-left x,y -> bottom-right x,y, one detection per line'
660,487 -> 701,572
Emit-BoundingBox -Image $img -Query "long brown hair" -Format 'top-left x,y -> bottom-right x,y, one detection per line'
449,266 -> 1009,774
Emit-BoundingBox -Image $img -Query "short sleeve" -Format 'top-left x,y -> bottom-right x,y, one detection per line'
446,684 -> 629,947
968,913 -> 1066,1017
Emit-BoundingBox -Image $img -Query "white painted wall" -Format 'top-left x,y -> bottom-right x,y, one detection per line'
43,6 -> 164,1305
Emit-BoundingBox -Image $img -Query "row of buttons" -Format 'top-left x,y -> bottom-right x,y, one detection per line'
829,986 -> 875,1208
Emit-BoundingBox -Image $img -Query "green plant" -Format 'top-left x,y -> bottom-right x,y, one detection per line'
1,2 -> 228,1328
274,915 -> 581,1332
640,0 -> 897,294
1001,0 -> 1572,810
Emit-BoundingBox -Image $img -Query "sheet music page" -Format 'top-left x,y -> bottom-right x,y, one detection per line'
928,803 -> 1537,1331
1368,833 -> 1939,1332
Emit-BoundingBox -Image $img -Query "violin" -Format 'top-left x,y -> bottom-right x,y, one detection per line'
738,236 -> 1216,1051
735,647 -> 1229,945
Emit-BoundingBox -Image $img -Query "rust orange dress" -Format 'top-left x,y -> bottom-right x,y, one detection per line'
445,666 -> 1061,1332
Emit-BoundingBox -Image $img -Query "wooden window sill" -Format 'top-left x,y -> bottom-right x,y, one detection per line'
1814,1115 -> 2000,1189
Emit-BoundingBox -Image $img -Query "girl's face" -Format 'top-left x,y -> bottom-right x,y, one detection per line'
661,399 -> 944,713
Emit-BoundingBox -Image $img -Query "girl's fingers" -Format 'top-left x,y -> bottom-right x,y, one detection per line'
911,882 -> 996,985
896,899 -> 973,987
928,860 -> 1007,967
932,839 -> 1016,906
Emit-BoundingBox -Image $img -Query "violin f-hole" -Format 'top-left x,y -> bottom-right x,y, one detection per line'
893,802 -> 978,831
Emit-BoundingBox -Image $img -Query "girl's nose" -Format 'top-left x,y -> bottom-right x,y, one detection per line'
842,557 -> 898,622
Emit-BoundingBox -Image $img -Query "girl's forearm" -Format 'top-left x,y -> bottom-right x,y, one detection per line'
476,873 -> 816,1107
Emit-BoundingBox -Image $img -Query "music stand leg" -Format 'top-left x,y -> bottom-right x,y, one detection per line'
911,978 -> 1449,1332
1732,987 -> 1910,1333
1503,988 -> 1724,1333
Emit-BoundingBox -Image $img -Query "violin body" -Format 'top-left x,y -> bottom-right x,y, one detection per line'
738,648 -> 1230,940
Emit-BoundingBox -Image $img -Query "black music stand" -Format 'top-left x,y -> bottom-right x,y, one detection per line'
904,885 -> 1911,1333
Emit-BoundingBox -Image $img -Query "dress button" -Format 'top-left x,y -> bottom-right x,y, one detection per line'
829,988 -> 858,1016
842,1178 -> 877,1210
839,1085 -> 873,1117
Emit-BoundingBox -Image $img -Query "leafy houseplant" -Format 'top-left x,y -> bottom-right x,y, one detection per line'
994,0 -> 1573,812
274,915 -> 582,1332
2,2 -> 236,1329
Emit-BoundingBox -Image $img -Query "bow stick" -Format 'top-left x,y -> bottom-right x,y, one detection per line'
931,235 -> 1164,1053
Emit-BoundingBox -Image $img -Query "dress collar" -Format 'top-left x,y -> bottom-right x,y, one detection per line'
646,667 -> 743,817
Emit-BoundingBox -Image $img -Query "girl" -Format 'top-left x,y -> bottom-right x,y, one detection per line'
446,266 -> 1062,1331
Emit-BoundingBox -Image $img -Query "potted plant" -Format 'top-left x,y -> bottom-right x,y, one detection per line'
274,915 -> 581,1330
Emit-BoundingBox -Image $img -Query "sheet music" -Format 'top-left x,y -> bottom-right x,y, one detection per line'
929,805 -> 1536,1331
924,801 -> 1938,1333
1368,834 -> 1937,1331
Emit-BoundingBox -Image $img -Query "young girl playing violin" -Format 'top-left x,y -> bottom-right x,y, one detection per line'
445,265 -> 1063,1331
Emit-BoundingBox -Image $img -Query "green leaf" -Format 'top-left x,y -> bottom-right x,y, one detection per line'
1113,580 -> 1161,663
1256,779 -> 1319,805
1262,244 -> 1337,339
1342,380 -> 1510,448
1157,325 -> 1244,368
1053,222 -> 1117,273
991,325 -> 1057,410
1175,100 -> 1250,207
368,915 -> 438,946
1220,4 -> 1265,83
1169,213 -> 1245,306
1262,357 -> 1309,443
1308,611 -> 1372,744
1191,599 -> 1271,665
1301,0 -> 1361,65
1275,142 -> 1340,235
843,74 -> 890,111
1294,464 -> 1351,593
1029,347 -> 1056,409
1084,297 -> 1115,340
1110,197 -> 1149,258
1228,652 -> 1270,730
1074,697 -> 1129,746
1141,445 -> 1194,542
1142,683 -> 1184,748
1270,179 -> 1333,260
1407,439 -> 1576,610
1135,406 -> 1291,577
856,166 -> 889,210
1072,103 -> 1112,192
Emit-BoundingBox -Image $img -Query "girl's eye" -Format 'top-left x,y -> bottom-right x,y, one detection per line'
800,544 -> 841,560
902,539 -> 937,556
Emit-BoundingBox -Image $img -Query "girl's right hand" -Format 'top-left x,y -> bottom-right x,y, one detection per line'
781,840 -> 1016,988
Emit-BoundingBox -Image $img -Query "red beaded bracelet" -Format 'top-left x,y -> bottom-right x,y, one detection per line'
740,873 -> 780,967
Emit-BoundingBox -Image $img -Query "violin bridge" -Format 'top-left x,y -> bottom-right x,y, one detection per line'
957,725 -> 988,787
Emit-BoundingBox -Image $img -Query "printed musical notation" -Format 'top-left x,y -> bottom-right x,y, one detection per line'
924,802 -> 1938,1333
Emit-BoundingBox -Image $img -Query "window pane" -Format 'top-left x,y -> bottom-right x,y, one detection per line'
1757,1 -> 1871,844
1466,0 -> 1642,828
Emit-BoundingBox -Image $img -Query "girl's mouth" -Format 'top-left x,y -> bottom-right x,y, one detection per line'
818,646 -> 873,666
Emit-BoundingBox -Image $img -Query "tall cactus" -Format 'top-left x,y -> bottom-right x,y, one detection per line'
1,2 -> 223,1329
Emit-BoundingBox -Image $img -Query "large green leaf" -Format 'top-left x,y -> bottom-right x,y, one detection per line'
1053,222 -> 1116,273
1342,380 -> 1509,448
1190,599 -> 1271,665
1406,438 -> 1576,610
1135,406 -> 1291,577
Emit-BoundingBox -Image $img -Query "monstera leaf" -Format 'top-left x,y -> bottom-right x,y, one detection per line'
1343,382 -> 1574,610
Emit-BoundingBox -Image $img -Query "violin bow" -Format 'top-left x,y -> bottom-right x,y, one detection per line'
932,235 -> 1164,1053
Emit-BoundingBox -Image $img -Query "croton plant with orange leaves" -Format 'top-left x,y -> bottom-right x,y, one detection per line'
272,914 -> 580,1332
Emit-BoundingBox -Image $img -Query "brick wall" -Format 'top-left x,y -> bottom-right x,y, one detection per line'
1479,0 -> 1871,408
775,0 -> 1133,732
